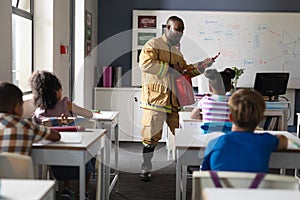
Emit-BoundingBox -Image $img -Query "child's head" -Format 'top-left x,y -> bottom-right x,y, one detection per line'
205,68 -> 235,95
29,70 -> 62,110
0,82 -> 23,116
228,89 -> 265,132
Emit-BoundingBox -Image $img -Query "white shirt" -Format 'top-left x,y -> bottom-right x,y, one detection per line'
198,95 -> 230,122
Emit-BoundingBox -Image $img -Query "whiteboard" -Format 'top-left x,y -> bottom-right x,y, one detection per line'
132,10 -> 300,89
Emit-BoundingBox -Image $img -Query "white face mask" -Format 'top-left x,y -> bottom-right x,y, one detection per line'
168,27 -> 183,46
165,21 -> 184,46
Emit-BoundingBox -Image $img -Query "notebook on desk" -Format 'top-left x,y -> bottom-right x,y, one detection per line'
59,132 -> 83,143
93,111 -> 113,119
49,126 -> 85,132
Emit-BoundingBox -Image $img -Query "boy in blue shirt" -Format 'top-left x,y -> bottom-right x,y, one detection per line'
201,89 -> 287,173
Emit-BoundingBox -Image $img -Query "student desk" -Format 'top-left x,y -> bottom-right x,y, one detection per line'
202,188 -> 300,200
32,129 -> 107,200
175,129 -> 300,200
0,179 -> 56,200
179,109 -> 288,131
163,111 -> 203,161
179,111 -> 202,129
93,111 -> 120,199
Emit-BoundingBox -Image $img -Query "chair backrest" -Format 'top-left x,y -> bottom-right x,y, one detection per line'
74,118 -> 97,129
0,152 -> 34,179
23,95 -> 36,118
192,171 -> 299,200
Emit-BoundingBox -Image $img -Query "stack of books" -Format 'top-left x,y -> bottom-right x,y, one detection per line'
97,66 -> 122,87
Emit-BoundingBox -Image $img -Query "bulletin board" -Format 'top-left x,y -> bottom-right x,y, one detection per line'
132,10 -> 300,89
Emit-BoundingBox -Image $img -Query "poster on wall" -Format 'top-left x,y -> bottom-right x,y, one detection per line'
137,32 -> 156,46
138,16 -> 157,28
85,10 -> 92,57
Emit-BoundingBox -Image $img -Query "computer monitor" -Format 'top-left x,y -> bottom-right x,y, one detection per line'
254,72 -> 289,101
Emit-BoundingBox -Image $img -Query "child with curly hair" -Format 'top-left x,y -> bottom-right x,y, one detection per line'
29,70 -> 94,200
30,70 -> 93,124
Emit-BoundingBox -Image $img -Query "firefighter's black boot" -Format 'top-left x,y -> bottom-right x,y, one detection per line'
140,144 -> 156,181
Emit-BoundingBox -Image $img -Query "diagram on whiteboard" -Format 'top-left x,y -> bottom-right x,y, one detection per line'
132,10 -> 300,88
180,12 -> 300,88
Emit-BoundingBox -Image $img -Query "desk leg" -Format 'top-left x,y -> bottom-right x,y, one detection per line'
36,165 -> 43,179
100,120 -> 119,199
98,121 -> 112,200
176,150 -> 181,200
182,165 -> 187,200
105,128 -> 111,200
110,124 -> 119,193
79,153 -> 86,200
35,165 -> 48,179
296,120 -> 300,179
96,147 -> 104,200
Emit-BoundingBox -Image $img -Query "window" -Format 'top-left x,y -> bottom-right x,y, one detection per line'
12,0 -> 33,92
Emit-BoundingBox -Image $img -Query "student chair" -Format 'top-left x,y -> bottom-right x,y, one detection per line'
74,117 -> 97,129
22,94 -> 36,118
0,152 -> 34,179
192,171 -> 299,200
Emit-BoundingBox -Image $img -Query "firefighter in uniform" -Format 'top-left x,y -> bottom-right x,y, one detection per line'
139,15 -> 216,181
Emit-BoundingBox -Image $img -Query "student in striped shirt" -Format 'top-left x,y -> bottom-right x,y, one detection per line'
190,68 -> 235,122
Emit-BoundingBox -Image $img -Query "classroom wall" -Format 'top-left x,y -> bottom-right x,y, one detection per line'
53,0 -> 70,98
97,0 -> 300,127
0,0 -> 12,82
84,0 -> 98,109
97,0 -> 300,87
73,0 -> 98,109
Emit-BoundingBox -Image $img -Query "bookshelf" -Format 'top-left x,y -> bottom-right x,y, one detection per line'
264,110 -> 287,131
263,101 -> 289,131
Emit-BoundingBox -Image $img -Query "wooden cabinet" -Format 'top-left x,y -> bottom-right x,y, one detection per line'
94,87 -> 167,142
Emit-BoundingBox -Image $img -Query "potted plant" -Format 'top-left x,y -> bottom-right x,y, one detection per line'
232,66 -> 245,90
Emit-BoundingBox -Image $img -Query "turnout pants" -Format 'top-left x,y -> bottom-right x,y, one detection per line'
140,107 -> 179,145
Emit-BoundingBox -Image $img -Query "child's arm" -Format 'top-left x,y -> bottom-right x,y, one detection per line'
276,134 -> 288,150
67,101 -> 93,118
45,130 -> 61,141
190,107 -> 202,119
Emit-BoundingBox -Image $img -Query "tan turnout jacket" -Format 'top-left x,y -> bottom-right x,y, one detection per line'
139,34 -> 202,113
